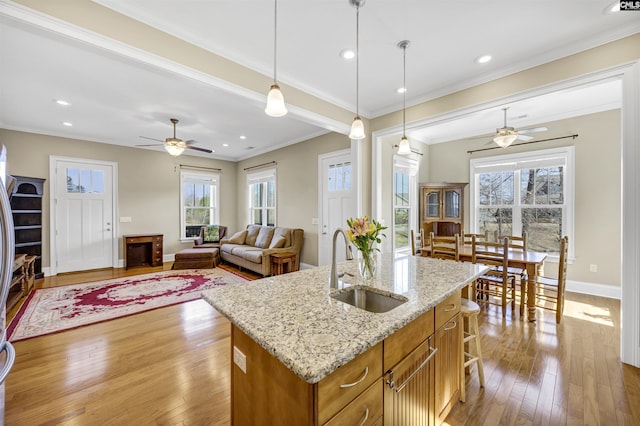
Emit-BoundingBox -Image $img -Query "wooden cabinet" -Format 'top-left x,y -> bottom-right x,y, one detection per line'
123,234 -> 163,269
10,176 -> 45,279
419,183 -> 467,239
229,291 -> 462,425
434,292 -> 462,423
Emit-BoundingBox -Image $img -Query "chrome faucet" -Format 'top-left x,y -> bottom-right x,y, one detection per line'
330,228 -> 354,289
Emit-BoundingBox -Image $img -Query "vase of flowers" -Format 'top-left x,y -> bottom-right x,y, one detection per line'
346,216 -> 387,280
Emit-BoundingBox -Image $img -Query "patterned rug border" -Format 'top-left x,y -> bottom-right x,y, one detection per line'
7,268 -> 249,342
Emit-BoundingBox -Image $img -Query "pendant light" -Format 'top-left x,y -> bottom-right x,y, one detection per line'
397,40 -> 411,155
265,0 -> 287,117
348,0 -> 366,140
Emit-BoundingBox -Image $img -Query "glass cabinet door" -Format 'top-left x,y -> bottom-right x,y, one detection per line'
443,189 -> 460,218
426,191 -> 440,218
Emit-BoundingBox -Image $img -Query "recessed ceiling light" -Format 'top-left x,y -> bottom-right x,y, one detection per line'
397,87 -> 407,94
475,55 -> 492,64
240,135 -> 246,140
339,48 -> 355,60
62,122 -> 73,126
222,143 -> 229,147
54,99 -> 71,106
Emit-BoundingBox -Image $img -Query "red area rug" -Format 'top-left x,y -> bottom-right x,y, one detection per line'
7,268 -> 248,342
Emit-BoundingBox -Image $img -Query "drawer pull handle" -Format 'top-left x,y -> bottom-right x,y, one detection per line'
386,346 -> 438,393
444,303 -> 457,312
444,320 -> 457,331
339,366 -> 369,388
357,407 -> 369,426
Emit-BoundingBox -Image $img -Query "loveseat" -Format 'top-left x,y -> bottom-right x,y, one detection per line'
220,225 -> 304,276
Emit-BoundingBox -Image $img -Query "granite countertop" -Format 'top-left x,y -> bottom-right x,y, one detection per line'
201,253 -> 488,384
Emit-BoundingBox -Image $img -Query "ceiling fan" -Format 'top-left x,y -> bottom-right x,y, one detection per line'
491,107 -> 547,148
137,118 -> 213,156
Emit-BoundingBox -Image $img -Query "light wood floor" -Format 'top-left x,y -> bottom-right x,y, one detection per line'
4,265 -> 640,425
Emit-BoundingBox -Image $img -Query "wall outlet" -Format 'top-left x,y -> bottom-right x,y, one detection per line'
311,218 -> 319,225
119,217 -> 132,223
590,264 -> 598,272
233,346 -> 247,373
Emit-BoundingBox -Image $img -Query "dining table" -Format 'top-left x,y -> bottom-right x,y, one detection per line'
421,244 -> 547,322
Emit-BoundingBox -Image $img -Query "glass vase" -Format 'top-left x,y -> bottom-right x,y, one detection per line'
358,251 -> 376,280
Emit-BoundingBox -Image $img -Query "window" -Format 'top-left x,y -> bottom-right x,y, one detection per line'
470,147 -> 574,256
180,170 -> 220,239
393,156 -> 418,252
247,168 -> 276,226
328,161 -> 351,191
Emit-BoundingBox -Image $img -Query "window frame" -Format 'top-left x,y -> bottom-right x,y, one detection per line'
247,168 -> 277,227
469,146 -> 575,260
179,170 -> 220,241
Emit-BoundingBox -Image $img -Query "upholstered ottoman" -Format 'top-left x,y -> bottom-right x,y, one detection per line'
172,248 -> 219,270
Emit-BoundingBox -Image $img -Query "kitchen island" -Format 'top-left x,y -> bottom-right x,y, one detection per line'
202,253 -> 488,425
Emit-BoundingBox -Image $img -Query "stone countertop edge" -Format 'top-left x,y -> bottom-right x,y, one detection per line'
201,254 -> 489,384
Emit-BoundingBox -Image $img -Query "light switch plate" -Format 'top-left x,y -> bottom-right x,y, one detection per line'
311,218 -> 319,225
233,346 -> 247,373
119,217 -> 132,223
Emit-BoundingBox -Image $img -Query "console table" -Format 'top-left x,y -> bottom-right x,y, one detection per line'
123,234 -> 163,269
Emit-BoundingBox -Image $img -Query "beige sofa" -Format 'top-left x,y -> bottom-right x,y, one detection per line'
220,225 -> 304,276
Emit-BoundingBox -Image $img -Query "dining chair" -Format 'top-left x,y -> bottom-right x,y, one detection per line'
534,236 -> 569,323
494,231 -> 529,315
472,235 -> 516,317
429,232 -> 460,261
410,229 -> 425,256
463,231 -> 489,246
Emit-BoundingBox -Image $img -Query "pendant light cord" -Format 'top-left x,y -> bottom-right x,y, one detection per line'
402,44 -> 406,136
355,4 -> 360,117
273,0 -> 278,84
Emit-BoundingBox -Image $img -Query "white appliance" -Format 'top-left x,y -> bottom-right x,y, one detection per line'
0,145 -> 17,418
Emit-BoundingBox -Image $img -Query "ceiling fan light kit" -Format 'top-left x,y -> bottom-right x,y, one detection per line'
265,0 -> 287,117
349,0 -> 366,140
493,131 -> 518,148
164,141 -> 186,156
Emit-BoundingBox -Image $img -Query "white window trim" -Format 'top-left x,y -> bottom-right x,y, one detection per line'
469,146 -> 575,260
180,170 -> 220,241
393,155 -> 419,253
247,168 -> 277,226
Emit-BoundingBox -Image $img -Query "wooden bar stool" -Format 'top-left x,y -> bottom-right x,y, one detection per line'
460,297 -> 485,403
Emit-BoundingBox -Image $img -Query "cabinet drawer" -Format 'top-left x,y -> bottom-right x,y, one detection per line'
323,379 -> 382,426
384,309 -> 434,371
125,237 -> 151,244
317,342 -> 382,425
435,291 -> 460,330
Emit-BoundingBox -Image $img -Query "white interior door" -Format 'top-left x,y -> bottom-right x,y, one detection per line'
52,158 -> 116,274
318,150 -> 355,266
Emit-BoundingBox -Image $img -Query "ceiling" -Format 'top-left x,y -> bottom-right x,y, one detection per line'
0,1 -> 637,160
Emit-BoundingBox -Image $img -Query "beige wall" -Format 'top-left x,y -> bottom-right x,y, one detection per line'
0,129 -> 237,266
235,132 -> 350,267
417,110 -> 621,287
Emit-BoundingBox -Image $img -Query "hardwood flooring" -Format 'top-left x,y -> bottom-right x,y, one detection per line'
4,265 -> 640,425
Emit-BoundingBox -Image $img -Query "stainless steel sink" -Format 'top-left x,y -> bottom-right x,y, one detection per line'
331,287 -> 408,313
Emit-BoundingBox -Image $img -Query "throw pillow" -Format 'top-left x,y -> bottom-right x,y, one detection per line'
203,225 -> 220,243
254,227 -> 275,248
228,230 -> 247,245
269,235 -> 286,249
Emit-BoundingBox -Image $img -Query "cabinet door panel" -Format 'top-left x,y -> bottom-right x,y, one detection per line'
384,337 -> 436,426
435,313 -> 462,422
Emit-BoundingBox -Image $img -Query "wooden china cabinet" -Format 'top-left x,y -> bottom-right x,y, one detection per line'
419,183 -> 467,241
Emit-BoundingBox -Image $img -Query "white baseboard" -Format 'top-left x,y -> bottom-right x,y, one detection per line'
566,279 -> 621,300
299,262 -> 314,270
